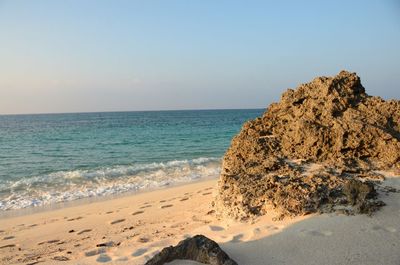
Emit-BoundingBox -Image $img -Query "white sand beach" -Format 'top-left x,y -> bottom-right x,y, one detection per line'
1,172 -> 399,265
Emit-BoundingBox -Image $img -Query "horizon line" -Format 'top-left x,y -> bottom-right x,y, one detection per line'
0,107 -> 267,117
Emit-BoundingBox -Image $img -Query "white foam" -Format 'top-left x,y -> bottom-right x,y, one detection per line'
0,157 -> 221,211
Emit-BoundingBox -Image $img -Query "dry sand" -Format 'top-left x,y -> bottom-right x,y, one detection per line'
1,173 -> 399,265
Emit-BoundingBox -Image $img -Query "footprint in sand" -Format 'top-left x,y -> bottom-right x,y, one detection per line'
47,239 -> 60,244
3,236 -> 15,240
159,200 -> 166,203
202,192 -> 212,196
179,197 -> 189,201
230,234 -> 244,243
85,248 -> 106,257
38,239 -> 60,245
372,225 -> 397,233
160,204 -> 173,209
96,241 -> 120,247
132,248 -> 148,257
263,225 -> 282,232
209,226 -> 224,232
77,229 -> 92,235
67,216 -> 83,222
116,256 -> 129,262
110,219 -> 125,225
132,211 -> 144,216
138,237 -> 150,243
140,205 -> 152,209
252,228 -> 261,236
105,211 -> 114,214
192,215 -> 205,223
300,229 -> 332,237
0,244 -> 16,249
122,226 -> 135,232
170,221 -> 188,228
53,256 -> 70,261
96,254 -> 111,263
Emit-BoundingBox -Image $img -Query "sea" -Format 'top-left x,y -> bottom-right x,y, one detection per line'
0,109 -> 263,211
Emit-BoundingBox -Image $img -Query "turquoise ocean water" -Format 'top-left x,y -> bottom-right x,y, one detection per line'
0,109 -> 263,211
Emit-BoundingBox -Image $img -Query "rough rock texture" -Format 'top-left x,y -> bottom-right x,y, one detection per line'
144,235 -> 238,265
215,70 -> 400,220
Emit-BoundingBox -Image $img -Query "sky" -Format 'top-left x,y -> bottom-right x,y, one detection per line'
0,0 -> 399,115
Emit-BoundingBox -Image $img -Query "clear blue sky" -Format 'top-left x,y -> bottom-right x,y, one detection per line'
0,0 -> 399,114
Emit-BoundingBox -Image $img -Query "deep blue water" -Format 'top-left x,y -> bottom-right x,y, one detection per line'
0,109 -> 263,210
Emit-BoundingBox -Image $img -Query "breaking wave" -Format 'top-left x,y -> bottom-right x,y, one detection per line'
0,157 -> 221,211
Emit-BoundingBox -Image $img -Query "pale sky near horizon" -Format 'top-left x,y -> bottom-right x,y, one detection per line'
0,0 -> 399,115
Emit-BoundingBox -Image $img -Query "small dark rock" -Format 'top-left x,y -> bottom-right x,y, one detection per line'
144,234 -> 237,265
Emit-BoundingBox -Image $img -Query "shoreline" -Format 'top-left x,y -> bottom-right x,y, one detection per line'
0,176 -> 219,219
1,174 -> 399,265
0,178 -> 222,264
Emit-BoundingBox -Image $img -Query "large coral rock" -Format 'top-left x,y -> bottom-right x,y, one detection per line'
215,71 -> 400,220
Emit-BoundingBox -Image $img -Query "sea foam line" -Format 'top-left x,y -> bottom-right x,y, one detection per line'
0,157 -> 221,211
